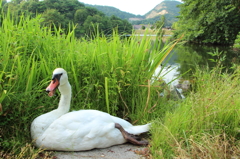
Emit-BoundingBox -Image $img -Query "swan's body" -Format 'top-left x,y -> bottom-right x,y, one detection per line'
31,68 -> 150,151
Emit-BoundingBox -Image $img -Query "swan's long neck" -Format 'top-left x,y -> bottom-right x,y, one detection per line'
57,81 -> 72,114
31,81 -> 72,141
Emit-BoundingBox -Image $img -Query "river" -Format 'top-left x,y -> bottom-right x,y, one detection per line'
163,43 -> 239,78
154,43 -> 239,99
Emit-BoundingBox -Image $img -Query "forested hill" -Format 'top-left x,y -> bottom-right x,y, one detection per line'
84,4 -> 144,20
138,1 -> 181,26
144,1 -> 181,19
3,0 -> 133,37
85,1 -> 181,27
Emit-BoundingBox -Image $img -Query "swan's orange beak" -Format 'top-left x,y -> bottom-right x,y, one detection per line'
46,79 -> 59,97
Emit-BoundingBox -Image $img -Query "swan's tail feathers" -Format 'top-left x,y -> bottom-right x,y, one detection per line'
125,123 -> 151,135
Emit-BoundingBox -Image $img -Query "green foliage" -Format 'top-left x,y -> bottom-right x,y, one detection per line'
110,15 -> 132,33
153,16 -> 165,30
152,16 -> 167,42
174,0 -> 240,45
131,14 -> 176,27
0,11 -> 176,154
41,9 -> 66,28
150,66 -> 240,158
3,0 -> 133,37
233,32 -> 240,49
173,43 -> 238,79
74,8 -> 88,25
87,1 -> 181,27
207,49 -> 226,69
131,1 -> 181,27
141,25 -> 146,30
85,4 -> 144,19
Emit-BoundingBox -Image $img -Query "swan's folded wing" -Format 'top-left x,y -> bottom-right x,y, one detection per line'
37,110 -> 125,150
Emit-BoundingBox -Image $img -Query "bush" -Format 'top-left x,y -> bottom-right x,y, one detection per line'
233,32 -> 240,49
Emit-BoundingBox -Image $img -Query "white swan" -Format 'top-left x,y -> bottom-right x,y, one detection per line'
31,68 -> 150,151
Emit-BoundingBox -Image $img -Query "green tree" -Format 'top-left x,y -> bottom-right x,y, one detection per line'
86,7 -> 104,17
233,32 -> 240,49
154,15 -> 165,29
174,0 -> 240,45
74,8 -> 88,25
231,0 -> 240,7
83,15 -> 104,36
11,0 -> 22,4
28,1 -> 46,14
3,0 -> 133,38
110,15 -> 132,34
153,15 -> 166,38
41,9 -> 65,28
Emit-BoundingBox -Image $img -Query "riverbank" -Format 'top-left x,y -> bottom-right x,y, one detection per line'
150,65 -> 240,158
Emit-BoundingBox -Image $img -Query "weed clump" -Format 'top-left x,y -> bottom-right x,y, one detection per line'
150,67 -> 240,158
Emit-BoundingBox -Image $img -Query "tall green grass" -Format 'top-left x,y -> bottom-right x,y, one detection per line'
150,66 -> 240,158
0,10 -> 176,155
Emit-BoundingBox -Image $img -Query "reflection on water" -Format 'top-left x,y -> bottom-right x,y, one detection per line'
154,64 -> 186,99
164,43 -> 240,79
155,64 -> 180,86
154,43 -> 239,99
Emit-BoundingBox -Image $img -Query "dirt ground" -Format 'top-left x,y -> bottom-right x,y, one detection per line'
54,143 -> 149,159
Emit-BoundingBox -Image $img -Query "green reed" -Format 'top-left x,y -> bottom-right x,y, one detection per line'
150,66 -> 240,158
0,10 -> 175,154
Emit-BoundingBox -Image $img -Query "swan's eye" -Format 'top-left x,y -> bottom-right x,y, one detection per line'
52,73 -> 63,81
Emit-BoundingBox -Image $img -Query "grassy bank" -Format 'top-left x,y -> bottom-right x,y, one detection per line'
150,66 -> 240,158
0,12 -> 176,157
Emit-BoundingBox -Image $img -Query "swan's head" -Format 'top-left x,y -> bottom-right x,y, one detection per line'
46,68 -> 68,97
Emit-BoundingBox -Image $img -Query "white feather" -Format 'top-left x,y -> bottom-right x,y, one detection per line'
31,68 -> 150,151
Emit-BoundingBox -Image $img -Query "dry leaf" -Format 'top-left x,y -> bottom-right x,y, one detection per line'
134,148 -> 150,157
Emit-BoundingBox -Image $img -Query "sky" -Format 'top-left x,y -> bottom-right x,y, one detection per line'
79,0 -> 182,15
